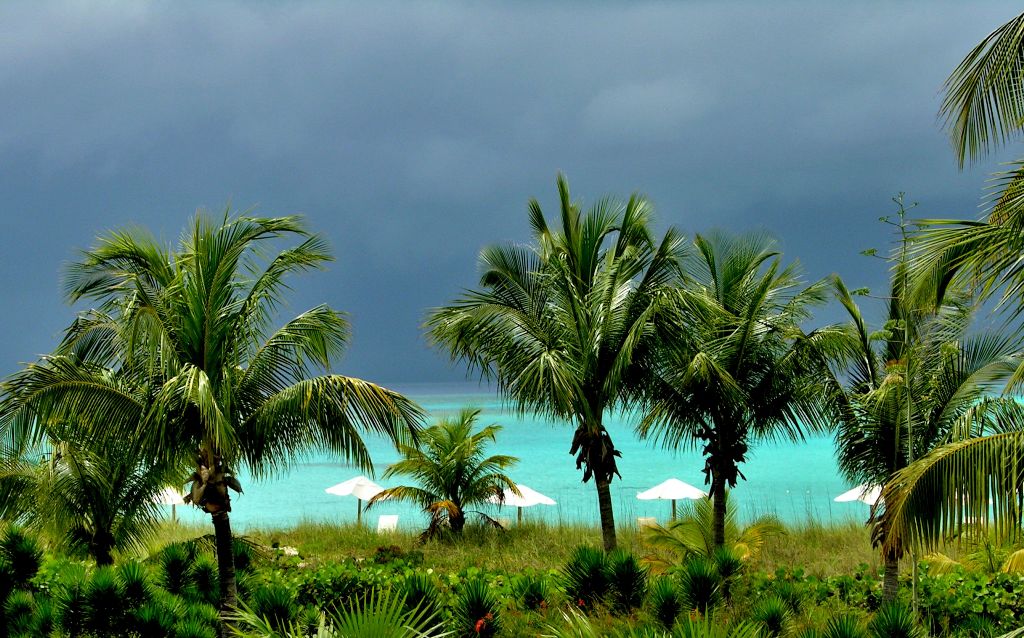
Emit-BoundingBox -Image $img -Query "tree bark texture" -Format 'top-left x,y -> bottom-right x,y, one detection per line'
212,509 -> 237,637
597,479 -> 617,551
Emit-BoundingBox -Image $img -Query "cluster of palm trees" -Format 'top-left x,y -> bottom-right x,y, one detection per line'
2,8 -> 1024,629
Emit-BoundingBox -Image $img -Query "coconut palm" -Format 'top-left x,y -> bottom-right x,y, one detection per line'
641,491 -> 784,569
0,213 -> 424,628
368,408 -> 517,537
426,174 -> 686,551
638,232 -> 830,550
0,429 -> 176,566
820,268 -> 1024,599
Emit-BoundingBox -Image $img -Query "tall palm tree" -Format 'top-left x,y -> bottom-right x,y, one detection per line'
0,429 -> 177,566
426,174 -> 686,551
0,213 -> 423,628
820,270 -> 1024,599
638,232 -> 829,549
879,10 -> 1024,561
368,408 -> 518,537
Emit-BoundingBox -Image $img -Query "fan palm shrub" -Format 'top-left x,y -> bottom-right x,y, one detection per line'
3,590 -> 35,637
451,579 -> 501,638
0,527 -> 41,588
868,602 -> 921,638
399,572 -> 441,620
751,595 -> 790,638
0,434 -> 175,566
606,549 -> 648,614
249,581 -> 298,633
648,576 -> 682,631
823,615 -> 868,638
427,174 -> 686,550
369,408 -> 517,536
0,213 -> 424,623
676,555 -> 721,614
560,545 -> 611,609
512,571 -> 550,612
640,232 -> 830,549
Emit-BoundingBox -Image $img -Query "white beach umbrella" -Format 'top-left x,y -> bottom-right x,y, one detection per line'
637,478 -> 707,519
325,475 -> 385,525
153,487 -> 186,523
488,483 -> 556,524
834,484 -> 883,505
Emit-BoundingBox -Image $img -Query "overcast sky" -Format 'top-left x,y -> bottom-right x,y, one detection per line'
0,1 -> 1020,387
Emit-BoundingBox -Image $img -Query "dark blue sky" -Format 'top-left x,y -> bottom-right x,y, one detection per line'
0,2 -> 1020,386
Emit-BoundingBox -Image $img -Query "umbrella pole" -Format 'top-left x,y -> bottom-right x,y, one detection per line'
357,500 -> 362,526
672,499 -> 677,520
171,504 -> 176,524
518,507 -> 523,525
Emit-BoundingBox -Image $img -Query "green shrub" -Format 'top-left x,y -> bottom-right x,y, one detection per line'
561,545 -> 610,609
824,614 -> 868,638
53,580 -> 88,638
648,577 -> 682,631
4,590 -> 36,637
400,571 -> 441,619
713,546 -> 743,600
751,595 -> 790,637
134,600 -> 179,638
232,538 -> 258,573
512,572 -> 550,612
606,550 -> 647,615
84,566 -> 126,635
0,528 -> 42,588
869,602 -> 922,638
118,560 -> 154,609
250,581 -> 298,632
160,543 -> 196,596
452,579 -> 500,638
29,595 -> 55,638
678,556 -> 721,614
174,616 -> 217,638
191,556 -> 219,606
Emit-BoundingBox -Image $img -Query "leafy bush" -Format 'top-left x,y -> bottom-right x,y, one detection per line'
400,571 -> 441,619
53,579 -> 88,638
751,595 -> 790,637
869,602 -> 921,638
159,543 -> 196,596
192,556 -> 219,606
824,614 -> 868,638
512,572 -> 550,612
452,579 -> 500,638
0,527 -> 42,588
4,590 -> 36,637
134,600 -> 179,637
84,566 -> 126,635
678,556 -> 721,614
174,616 -> 217,638
561,545 -> 610,609
251,581 -> 299,632
607,549 -> 648,614
648,577 -> 682,630
119,560 -> 154,609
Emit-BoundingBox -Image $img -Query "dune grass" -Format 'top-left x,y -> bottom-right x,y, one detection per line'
141,517 -> 881,578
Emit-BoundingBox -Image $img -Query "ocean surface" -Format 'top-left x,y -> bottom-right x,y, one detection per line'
169,385 -> 868,531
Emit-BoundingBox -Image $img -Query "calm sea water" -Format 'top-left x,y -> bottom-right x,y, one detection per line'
168,385 -> 868,530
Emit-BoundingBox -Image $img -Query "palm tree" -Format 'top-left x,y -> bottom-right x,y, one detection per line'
820,269 -> 1024,599
426,174 -> 686,551
0,213 -> 423,628
0,429 -> 177,566
368,408 -> 517,537
638,232 -> 829,550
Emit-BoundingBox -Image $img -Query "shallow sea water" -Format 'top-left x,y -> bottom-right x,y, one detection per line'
169,385 -> 869,530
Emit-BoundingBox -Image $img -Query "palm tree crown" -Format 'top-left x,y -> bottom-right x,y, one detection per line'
370,408 -> 518,536
426,174 -> 686,550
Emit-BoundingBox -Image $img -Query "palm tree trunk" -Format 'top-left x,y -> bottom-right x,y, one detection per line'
596,479 -> 617,551
212,509 -> 237,634
882,550 -> 899,602
451,510 -> 466,534
712,471 -> 727,548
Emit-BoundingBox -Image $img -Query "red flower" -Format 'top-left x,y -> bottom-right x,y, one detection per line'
577,598 -> 586,607
484,612 -> 493,620
475,619 -> 486,633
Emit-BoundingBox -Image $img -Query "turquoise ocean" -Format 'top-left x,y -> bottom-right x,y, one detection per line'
169,385 -> 868,530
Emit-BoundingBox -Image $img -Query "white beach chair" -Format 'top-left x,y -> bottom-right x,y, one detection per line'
376,514 -> 399,533
636,516 -> 657,529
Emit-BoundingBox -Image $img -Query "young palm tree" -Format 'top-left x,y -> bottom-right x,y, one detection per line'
820,270 -> 1024,599
0,430 -> 176,566
426,174 -> 686,551
368,408 -> 517,537
0,213 -> 423,628
638,232 -> 830,550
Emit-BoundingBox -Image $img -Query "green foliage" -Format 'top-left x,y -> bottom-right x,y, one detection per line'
84,565 -> 127,635
134,600 -> 179,637
0,528 -> 41,587
400,571 -> 441,619
677,556 -> 721,614
824,615 -> 868,638
561,545 -> 610,608
250,581 -> 298,632
648,577 -> 682,630
750,595 -> 790,637
675,616 -> 765,638
512,571 -> 550,612
53,578 -> 88,638
868,602 -> 921,638
3,590 -> 35,637
452,579 -> 500,638
174,616 -> 218,638
119,560 -> 154,609
160,542 -> 196,596
607,549 -> 648,614
192,556 -> 220,606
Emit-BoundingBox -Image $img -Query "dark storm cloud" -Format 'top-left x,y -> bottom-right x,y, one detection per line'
0,1 -> 1019,384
